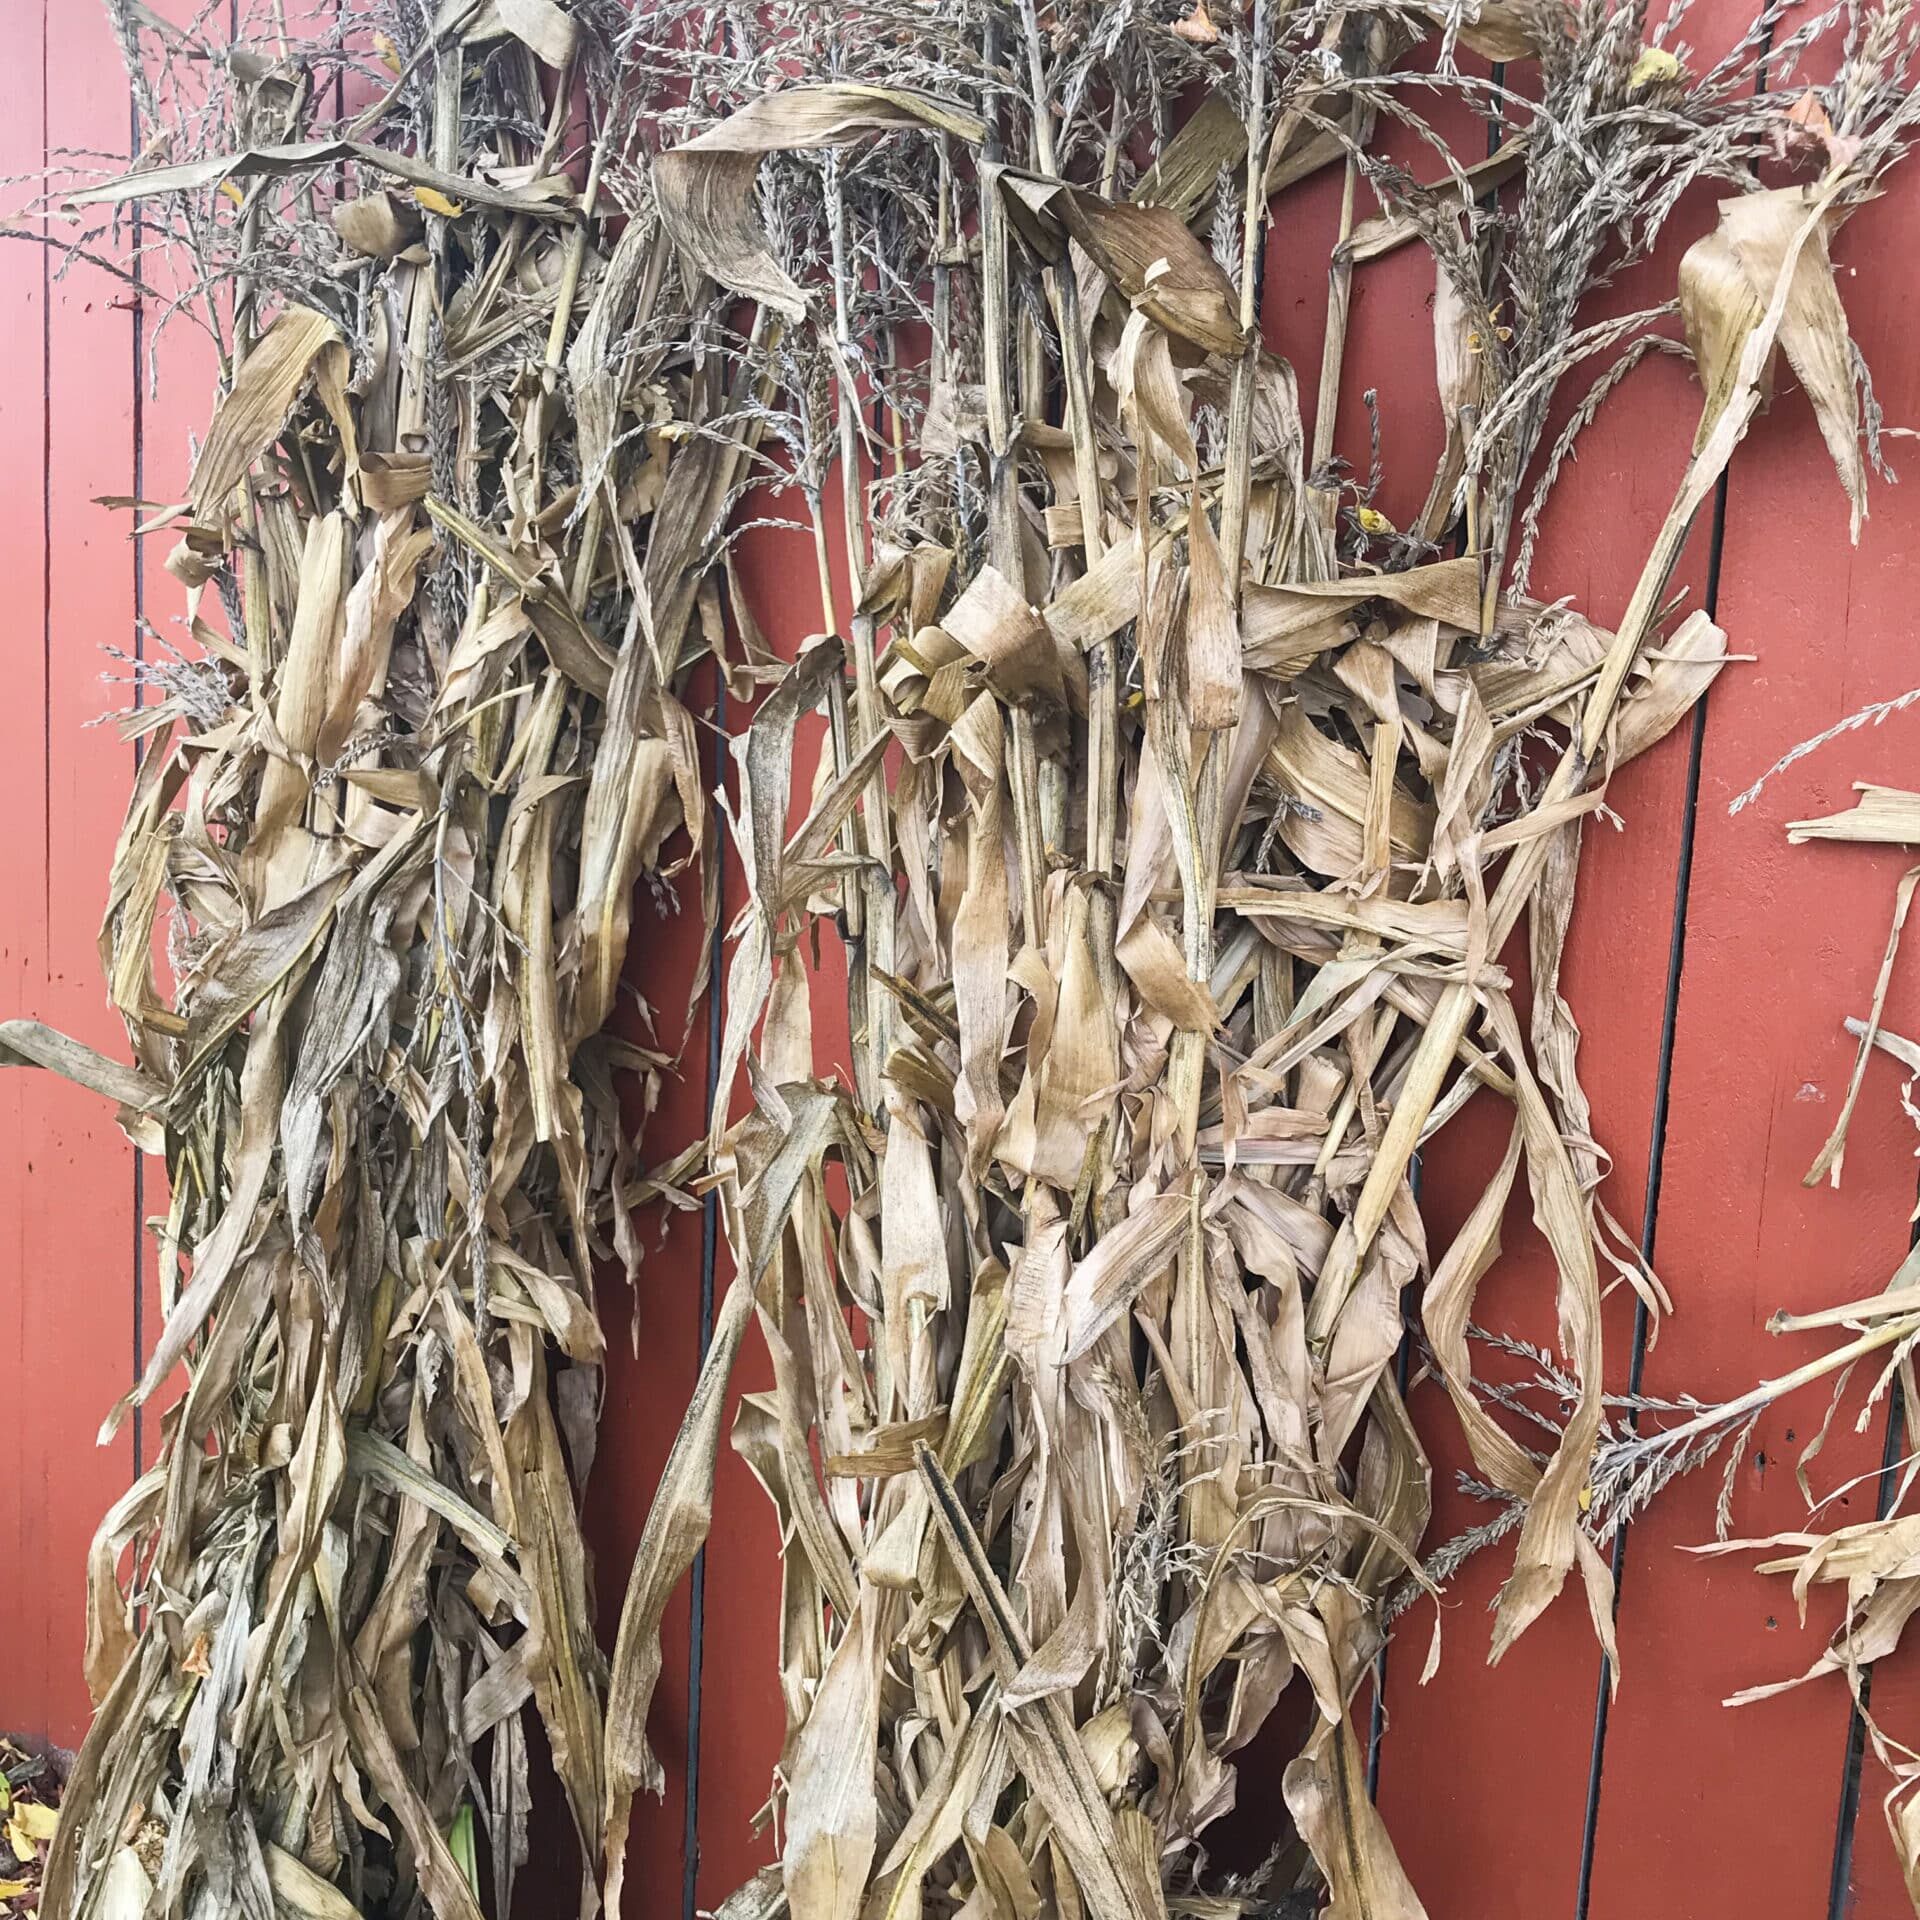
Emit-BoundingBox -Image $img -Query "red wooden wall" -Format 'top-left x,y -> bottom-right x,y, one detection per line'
7,4 -> 1920,1917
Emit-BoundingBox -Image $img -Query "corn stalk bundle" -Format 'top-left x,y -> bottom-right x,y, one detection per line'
9,6 -> 751,1916
8,1 -> 1920,1918
614,9 -> 1920,1920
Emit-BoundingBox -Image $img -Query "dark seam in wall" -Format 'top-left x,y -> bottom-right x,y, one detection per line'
1826,1369 -> 1908,1917
31,0 -> 51,1727
1571,472 -> 1728,1920
1824,1180 -> 1920,1919
684,665 -> 729,1920
1824,0 -> 1912,1825
40,0 -> 52,944
130,49 -> 146,1484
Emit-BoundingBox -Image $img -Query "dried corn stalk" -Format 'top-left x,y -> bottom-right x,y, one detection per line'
6,5 -> 763,1916
8,1 -> 1920,1918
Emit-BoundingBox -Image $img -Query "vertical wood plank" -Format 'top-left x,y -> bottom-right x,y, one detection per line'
1372,304 -> 1719,1920
591,798 -> 716,1907
0,0 -> 140,1754
689,509 -> 856,1919
0,0 -> 57,1748
43,0 -> 143,1734
1584,173 -> 1920,1918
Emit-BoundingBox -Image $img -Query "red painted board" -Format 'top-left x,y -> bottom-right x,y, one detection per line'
1374,332 -> 1717,1918
589,655 -> 725,1903
688,498 -> 866,1917
0,0 -> 61,1748
1586,165 -> 1920,1918
0,0 -> 140,1755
